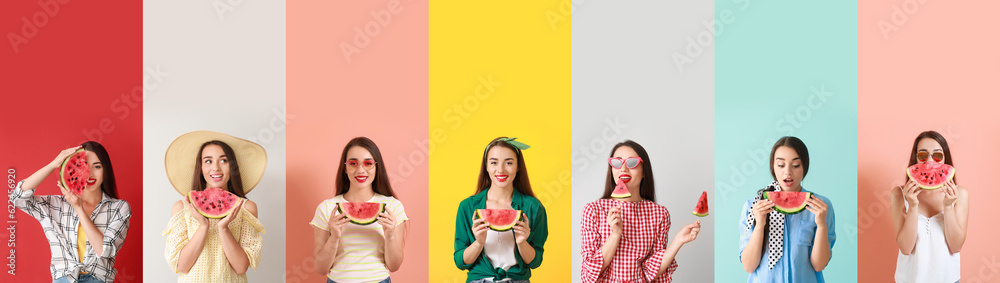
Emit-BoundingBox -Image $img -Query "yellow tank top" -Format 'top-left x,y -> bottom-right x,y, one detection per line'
77,222 -> 89,274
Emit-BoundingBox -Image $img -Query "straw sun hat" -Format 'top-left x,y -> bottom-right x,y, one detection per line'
164,131 -> 267,196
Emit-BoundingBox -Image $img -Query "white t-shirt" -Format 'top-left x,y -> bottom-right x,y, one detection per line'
310,194 -> 408,283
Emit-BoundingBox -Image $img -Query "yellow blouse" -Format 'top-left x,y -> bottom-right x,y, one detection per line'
163,204 -> 265,283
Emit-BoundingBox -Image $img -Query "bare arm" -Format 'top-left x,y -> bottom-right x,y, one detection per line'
942,183 -> 968,254
173,200 -> 210,273
314,209 -> 350,275
218,200 -> 252,275
891,184 -> 919,255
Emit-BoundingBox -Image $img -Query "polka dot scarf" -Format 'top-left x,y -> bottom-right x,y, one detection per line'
746,181 -> 784,270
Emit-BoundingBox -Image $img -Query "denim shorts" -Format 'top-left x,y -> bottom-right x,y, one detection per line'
54,274 -> 105,283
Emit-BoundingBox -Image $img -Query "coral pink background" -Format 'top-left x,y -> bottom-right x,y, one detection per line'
285,0 -> 429,282
859,1 -> 1000,281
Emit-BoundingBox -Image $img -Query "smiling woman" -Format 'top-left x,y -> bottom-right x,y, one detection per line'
9,141 -> 131,283
162,131 -> 267,283
310,137 -> 409,283
453,137 -> 548,283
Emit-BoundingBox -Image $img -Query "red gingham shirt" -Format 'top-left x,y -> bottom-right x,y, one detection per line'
580,199 -> 677,283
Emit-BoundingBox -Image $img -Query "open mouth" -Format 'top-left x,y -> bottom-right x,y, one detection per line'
210,174 -> 223,182
619,174 -> 632,183
355,176 -> 368,183
782,178 -> 794,187
87,178 -> 97,185
495,174 -> 509,182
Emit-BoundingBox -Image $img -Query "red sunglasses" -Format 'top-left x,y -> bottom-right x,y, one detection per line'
345,159 -> 377,170
608,157 -> 643,169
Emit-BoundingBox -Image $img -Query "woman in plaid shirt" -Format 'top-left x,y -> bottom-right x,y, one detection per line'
10,142 -> 132,283
580,140 -> 701,283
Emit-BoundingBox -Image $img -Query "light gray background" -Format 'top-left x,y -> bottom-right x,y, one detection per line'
142,1 -> 286,282
571,0 -> 714,282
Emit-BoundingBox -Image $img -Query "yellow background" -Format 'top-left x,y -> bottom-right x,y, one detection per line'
428,0 -> 571,282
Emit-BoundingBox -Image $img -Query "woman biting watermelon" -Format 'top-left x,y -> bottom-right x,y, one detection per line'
10,141 -> 131,283
310,137 -> 409,283
891,131 -> 966,283
453,137 -> 548,283
579,140 -> 701,283
739,136 -> 835,282
162,131 -> 266,282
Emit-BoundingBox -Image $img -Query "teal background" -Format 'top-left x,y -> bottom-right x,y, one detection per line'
714,0 -> 858,282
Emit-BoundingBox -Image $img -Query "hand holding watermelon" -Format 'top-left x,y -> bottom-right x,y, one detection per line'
901,179 -> 922,207
804,196 -> 828,228
941,180 -> 958,207
326,209 -> 351,238
471,215 -> 489,246
56,181 -> 82,209
183,198 -> 210,228
377,210 -> 398,236
49,146 -> 82,168
750,199 -> 774,226
217,199 -> 244,230
512,216 -> 531,244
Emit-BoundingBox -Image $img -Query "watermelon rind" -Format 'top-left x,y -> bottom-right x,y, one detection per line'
188,188 -> 242,219
337,202 -> 385,225
765,191 -> 811,215
59,149 -> 89,196
475,209 -> 523,231
906,163 -> 955,190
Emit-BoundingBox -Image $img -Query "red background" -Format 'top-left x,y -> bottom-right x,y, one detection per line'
1,0 -> 142,282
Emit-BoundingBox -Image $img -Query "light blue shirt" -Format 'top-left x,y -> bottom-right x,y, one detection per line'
738,189 -> 835,283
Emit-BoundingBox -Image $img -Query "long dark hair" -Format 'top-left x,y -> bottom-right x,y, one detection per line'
81,141 -> 119,199
475,137 -> 535,197
759,136 -> 810,253
335,137 -> 396,197
191,140 -> 247,198
904,130 -> 957,184
601,140 -> 656,202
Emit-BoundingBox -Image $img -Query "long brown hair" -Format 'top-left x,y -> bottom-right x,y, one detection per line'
904,130 -> 957,184
600,140 -> 656,202
335,137 -> 396,197
191,140 -> 247,198
475,137 -> 535,197
81,141 -> 119,199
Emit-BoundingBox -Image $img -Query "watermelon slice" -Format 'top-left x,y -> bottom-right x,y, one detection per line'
610,178 -> 631,198
337,202 -> 386,225
475,209 -> 522,231
188,188 -> 242,218
764,191 -> 811,215
692,191 -> 709,217
907,162 -> 955,190
59,149 -> 90,196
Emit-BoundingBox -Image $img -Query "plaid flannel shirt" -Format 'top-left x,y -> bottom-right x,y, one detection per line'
10,180 -> 131,283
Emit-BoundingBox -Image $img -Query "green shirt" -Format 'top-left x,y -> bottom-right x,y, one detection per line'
453,188 -> 548,282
